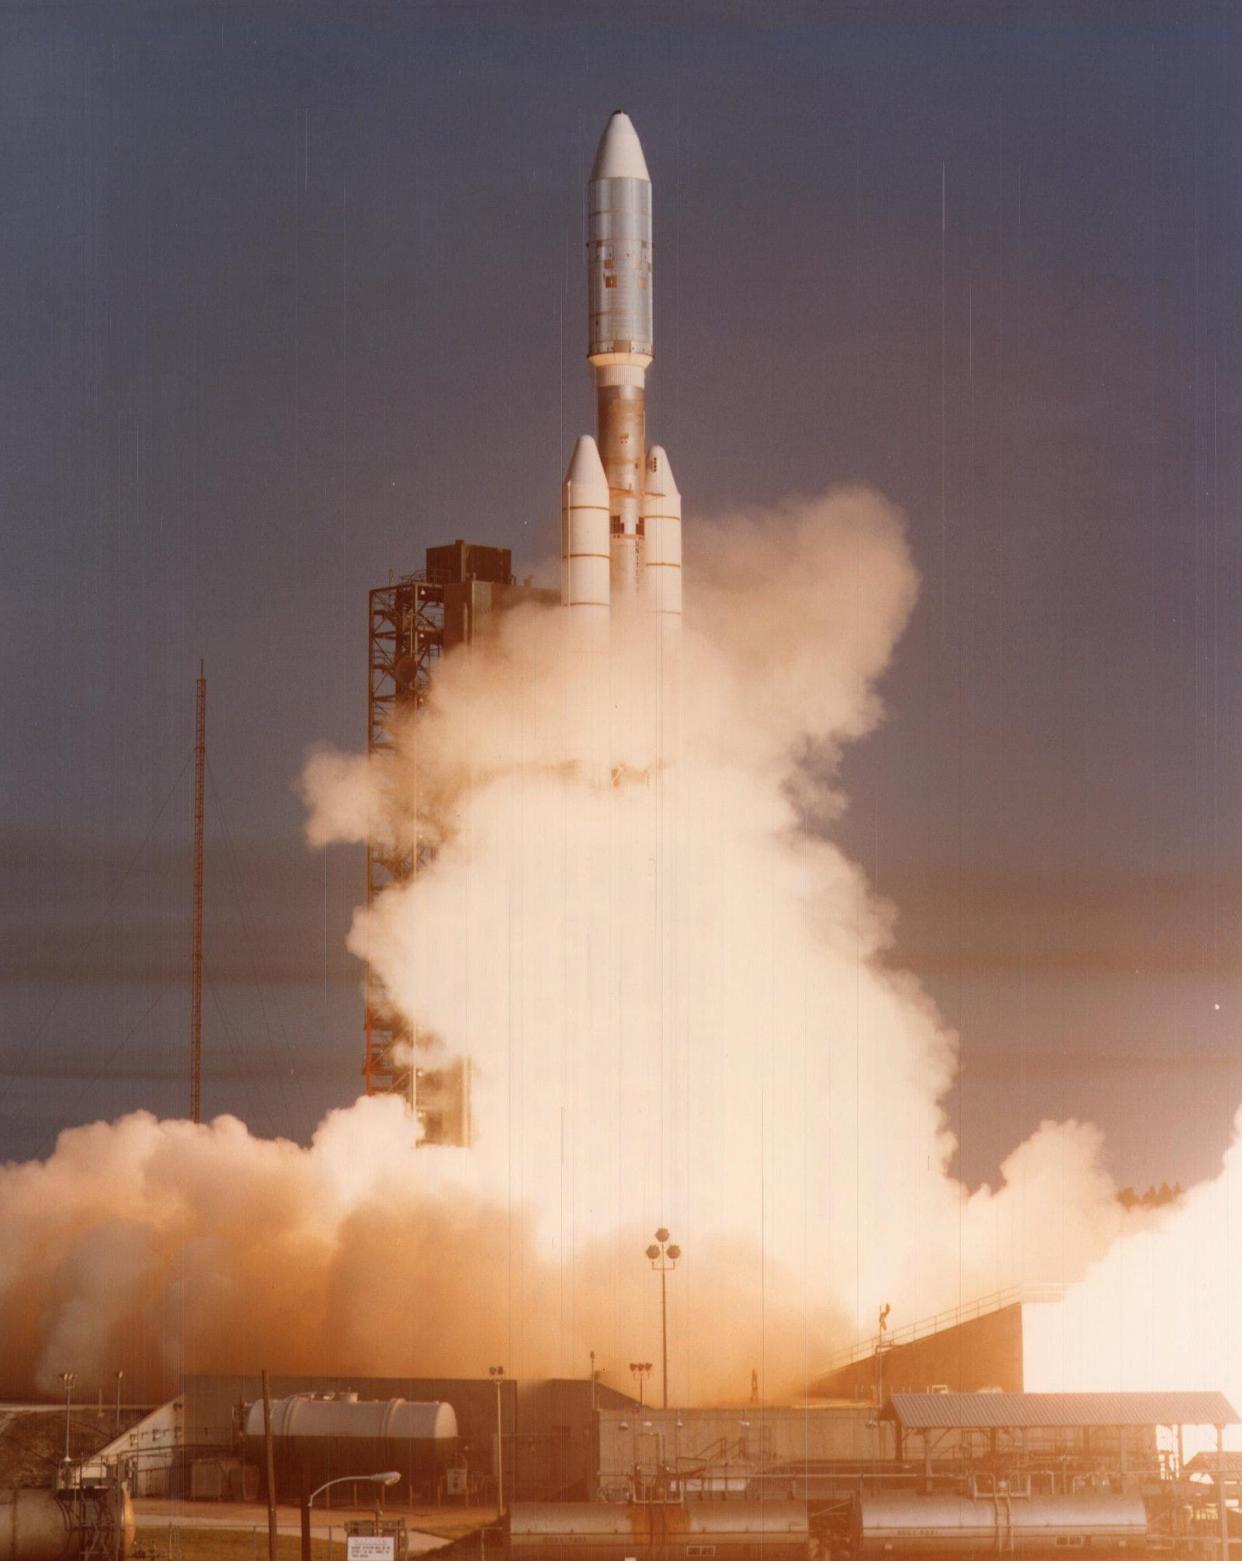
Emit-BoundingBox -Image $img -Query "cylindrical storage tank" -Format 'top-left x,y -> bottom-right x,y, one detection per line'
243,1396 -> 458,1500
508,1501 -> 638,1556
0,1488 -> 135,1561
508,1500 -> 809,1560
676,1500 -> 810,1556
858,1492 -> 1148,1556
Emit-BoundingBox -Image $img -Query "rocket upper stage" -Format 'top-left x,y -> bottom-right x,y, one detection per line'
563,112 -> 680,631
588,110 -> 653,365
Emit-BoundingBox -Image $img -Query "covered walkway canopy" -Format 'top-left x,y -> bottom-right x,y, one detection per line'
884,1391 -> 1238,1430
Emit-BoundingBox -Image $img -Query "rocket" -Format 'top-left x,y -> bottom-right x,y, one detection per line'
562,112 -> 681,635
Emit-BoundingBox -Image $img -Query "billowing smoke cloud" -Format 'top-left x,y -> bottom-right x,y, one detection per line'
2,486 -> 1226,1410
1021,1107 -> 1242,1445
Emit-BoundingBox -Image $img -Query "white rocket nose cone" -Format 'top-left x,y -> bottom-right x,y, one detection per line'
645,445 -> 680,500
565,434 -> 609,495
591,111 -> 651,182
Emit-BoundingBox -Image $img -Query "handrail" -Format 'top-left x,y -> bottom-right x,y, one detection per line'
823,1284 -> 1066,1372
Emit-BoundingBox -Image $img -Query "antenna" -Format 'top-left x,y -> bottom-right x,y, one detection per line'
191,659 -> 206,1123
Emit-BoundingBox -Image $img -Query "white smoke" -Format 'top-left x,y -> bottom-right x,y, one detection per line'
3,484 -> 1231,1413
1022,1109 -> 1242,1446
300,484 -> 1133,1396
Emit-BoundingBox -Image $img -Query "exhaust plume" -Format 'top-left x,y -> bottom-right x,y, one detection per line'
3,487 -> 1233,1414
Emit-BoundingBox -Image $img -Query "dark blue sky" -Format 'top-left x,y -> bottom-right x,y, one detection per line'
3,0 -> 1241,1190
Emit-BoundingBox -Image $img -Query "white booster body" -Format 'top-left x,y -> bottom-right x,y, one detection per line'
640,444 -> 681,623
561,434 -> 612,633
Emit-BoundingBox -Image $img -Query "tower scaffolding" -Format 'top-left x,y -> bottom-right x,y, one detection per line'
364,541 -> 555,1143
364,569 -> 444,1106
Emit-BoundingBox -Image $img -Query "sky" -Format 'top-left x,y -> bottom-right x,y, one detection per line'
2,0 -> 1241,1192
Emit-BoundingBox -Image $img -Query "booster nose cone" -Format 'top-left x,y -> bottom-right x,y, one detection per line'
644,445 -> 679,500
565,433 -> 609,496
562,435 -> 611,619
591,110 -> 651,182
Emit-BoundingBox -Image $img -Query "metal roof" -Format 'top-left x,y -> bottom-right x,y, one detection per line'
887,1392 -> 1238,1429
1186,1451 -> 1242,1474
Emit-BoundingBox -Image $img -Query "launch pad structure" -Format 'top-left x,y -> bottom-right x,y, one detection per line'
362,111 -> 679,1146
363,542 -> 555,1141
358,106 -> 680,1148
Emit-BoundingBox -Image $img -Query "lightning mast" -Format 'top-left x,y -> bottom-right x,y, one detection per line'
191,659 -> 206,1124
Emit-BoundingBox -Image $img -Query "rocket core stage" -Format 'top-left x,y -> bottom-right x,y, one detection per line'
562,112 -> 682,632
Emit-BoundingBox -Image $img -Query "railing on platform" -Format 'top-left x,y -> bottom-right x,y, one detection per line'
824,1283 -> 1066,1372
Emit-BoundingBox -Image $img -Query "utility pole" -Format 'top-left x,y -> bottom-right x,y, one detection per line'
261,1371 -> 278,1561
59,1371 -> 76,1485
190,661 -> 206,1124
488,1367 -> 505,1517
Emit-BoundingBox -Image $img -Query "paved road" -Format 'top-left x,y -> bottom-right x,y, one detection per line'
133,1500 -> 494,1556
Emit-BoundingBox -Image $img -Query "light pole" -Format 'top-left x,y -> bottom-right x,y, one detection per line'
301,1472 -> 400,1561
645,1228 -> 681,1411
489,1366 -> 506,1518
59,1372 -> 77,1480
114,1370 -> 124,1436
628,1363 -> 653,1408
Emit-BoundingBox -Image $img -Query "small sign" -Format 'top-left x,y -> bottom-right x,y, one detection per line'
347,1538 -> 395,1561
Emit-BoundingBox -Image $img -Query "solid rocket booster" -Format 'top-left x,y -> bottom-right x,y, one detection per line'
640,444 -> 681,625
561,434 -> 611,629
587,111 -> 653,602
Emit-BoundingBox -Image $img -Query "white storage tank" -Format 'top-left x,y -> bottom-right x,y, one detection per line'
243,1395 -> 458,1500
858,1491 -> 1148,1556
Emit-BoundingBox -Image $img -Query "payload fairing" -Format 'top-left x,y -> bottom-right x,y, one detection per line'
562,112 -> 681,637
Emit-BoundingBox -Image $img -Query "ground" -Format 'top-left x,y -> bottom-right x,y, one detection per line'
132,1500 -> 495,1559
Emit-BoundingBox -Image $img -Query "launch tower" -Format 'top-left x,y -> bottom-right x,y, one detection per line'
364,543 -> 554,1140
